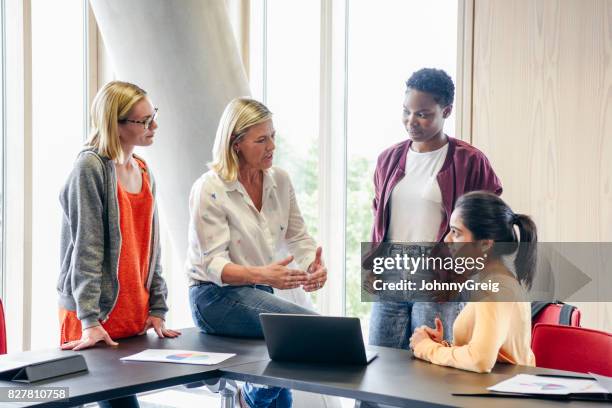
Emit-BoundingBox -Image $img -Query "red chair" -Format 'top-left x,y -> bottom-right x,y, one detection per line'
531,323 -> 612,376
0,299 -> 6,354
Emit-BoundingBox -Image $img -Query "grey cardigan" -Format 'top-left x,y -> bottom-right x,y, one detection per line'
57,149 -> 168,329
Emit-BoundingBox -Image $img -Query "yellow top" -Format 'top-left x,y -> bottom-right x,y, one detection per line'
413,265 -> 536,373
414,263 -> 535,373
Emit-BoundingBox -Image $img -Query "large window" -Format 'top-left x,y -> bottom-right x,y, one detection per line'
250,0 -> 459,327
263,0 -> 321,244
345,0 -> 458,328
0,0 -> 459,352
30,0 -> 87,349
250,0 -> 323,308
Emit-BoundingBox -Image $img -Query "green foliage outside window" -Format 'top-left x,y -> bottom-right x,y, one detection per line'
274,134 -> 375,320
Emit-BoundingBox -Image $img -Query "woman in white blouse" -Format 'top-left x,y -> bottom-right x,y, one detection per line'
187,97 -> 327,408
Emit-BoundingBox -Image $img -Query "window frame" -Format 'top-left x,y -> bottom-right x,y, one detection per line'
248,0 -> 469,317
3,0 -> 92,352
248,0 -> 347,315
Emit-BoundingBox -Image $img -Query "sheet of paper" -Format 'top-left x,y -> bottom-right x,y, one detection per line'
120,349 -> 236,366
590,373 -> 612,394
488,374 -> 610,395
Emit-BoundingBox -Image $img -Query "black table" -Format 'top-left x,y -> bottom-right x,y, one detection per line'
0,328 -> 605,407
0,328 -> 267,407
221,345 -> 602,407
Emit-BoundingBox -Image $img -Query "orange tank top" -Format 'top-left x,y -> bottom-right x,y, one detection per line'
59,158 -> 154,343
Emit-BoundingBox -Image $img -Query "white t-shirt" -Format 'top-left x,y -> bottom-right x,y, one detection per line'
387,143 -> 449,242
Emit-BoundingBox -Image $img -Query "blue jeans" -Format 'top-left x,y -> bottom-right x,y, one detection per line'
242,382 -> 292,408
190,283 -> 315,407
369,301 -> 465,348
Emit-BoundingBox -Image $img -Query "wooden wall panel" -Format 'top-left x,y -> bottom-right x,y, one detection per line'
471,0 -> 612,331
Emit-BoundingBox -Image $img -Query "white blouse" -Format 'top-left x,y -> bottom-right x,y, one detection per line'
186,167 -> 318,287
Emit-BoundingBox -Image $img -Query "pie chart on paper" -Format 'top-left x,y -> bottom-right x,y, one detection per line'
120,349 -> 236,365
166,353 -> 211,362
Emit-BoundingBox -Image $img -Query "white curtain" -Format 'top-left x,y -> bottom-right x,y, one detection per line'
90,0 -> 250,325
90,0 -> 250,261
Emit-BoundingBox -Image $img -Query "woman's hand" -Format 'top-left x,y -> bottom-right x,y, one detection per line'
409,327 -> 430,351
139,316 -> 182,338
409,317 -> 444,350
260,255 -> 309,289
307,247 -> 324,274
303,247 -> 327,292
424,317 -> 444,343
61,325 -> 118,351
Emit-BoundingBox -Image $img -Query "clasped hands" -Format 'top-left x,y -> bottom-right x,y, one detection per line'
263,246 -> 328,292
409,316 -> 446,351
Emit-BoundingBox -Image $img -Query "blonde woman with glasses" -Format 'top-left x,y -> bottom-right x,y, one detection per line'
57,81 -> 181,408
187,97 -> 327,408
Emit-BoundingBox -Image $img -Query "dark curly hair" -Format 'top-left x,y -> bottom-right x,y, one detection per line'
405,68 -> 455,107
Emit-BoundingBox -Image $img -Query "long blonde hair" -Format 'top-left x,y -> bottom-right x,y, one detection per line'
209,97 -> 272,182
86,81 -> 147,161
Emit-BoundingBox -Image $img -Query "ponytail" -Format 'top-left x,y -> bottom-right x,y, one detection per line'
455,191 -> 538,290
514,214 -> 537,289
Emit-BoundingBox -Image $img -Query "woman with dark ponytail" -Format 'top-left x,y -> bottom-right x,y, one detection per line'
409,191 -> 536,373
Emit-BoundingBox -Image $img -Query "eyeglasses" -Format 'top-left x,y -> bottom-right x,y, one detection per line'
119,108 -> 158,130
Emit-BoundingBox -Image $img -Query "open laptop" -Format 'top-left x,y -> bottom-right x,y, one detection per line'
259,313 -> 378,365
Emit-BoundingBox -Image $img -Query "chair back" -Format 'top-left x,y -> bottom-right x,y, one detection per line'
0,299 -> 6,354
532,323 -> 612,376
